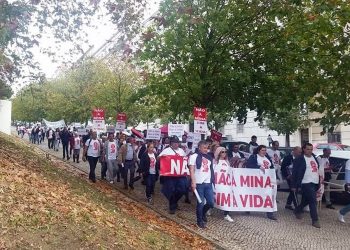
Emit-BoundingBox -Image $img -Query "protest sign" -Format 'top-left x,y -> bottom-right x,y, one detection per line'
168,124 -> 185,138
92,108 -> 105,120
92,119 -> 105,132
116,112 -> 127,131
194,120 -> 208,134
106,126 -> 115,134
193,107 -> 207,121
116,121 -> 126,130
211,130 -> 222,142
159,155 -> 189,176
146,128 -> 161,140
187,132 -> 201,148
214,168 -> 277,212
76,128 -> 87,136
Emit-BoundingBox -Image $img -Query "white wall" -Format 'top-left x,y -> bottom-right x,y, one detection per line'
221,111 -> 300,147
0,100 -> 12,135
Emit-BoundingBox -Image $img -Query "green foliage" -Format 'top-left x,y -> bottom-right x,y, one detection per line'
12,58 -> 150,125
138,0 -> 350,131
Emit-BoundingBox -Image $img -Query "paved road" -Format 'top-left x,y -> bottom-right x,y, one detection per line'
17,133 -> 350,250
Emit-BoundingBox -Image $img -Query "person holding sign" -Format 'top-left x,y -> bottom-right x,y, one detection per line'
246,145 -> 277,221
292,143 -> 321,228
214,146 -> 234,222
159,136 -> 187,214
189,140 -> 215,229
140,142 -> 159,204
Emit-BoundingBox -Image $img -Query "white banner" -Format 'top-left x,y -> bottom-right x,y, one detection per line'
168,123 -> 185,138
116,121 -> 126,131
93,119 -> 105,132
43,119 -> 66,129
146,128 -> 161,140
214,168 -> 277,212
194,120 -> 208,134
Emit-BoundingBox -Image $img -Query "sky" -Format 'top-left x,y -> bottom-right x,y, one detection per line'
13,0 -> 160,93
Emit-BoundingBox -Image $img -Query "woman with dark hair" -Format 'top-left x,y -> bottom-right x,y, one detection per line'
140,142 -> 159,204
246,145 -> 277,220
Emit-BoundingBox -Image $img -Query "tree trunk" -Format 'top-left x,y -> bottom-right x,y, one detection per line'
285,132 -> 290,147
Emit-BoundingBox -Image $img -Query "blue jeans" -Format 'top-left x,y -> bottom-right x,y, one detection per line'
340,204 -> 350,216
146,174 -> 157,198
196,183 -> 214,224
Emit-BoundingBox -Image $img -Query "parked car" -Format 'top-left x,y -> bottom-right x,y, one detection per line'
313,143 -> 350,151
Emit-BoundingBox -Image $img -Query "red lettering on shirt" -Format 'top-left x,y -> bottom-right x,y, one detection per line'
202,158 -> 209,172
93,141 -> 99,151
110,143 -> 116,154
310,161 -> 318,172
263,160 -> 270,169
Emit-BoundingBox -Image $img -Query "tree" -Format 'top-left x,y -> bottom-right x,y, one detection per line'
138,0 -> 350,132
263,106 -> 309,147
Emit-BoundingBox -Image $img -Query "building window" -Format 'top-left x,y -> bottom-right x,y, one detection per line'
328,132 -> 341,143
237,123 -> 244,133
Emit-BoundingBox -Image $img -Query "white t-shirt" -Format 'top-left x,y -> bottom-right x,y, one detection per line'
214,159 -> 231,173
257,155 -> 272,169
85,139 -> 101,157
267,149 -> 281,165
74,137 -> 81,150
302,156 -> 319,184
48,130 -> 53,139
189,153 -> 212,184
158,147 -> 186,157
148,153 -> 156,174
107,141 -> 117,160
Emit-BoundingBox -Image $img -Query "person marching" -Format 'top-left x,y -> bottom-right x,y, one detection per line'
189,140 -> 215,228
159,136 -> 187,214
291,143 -> 321,228
104,133 -> 119,184
83,131 -> 103,183
246,145 -> 277,220
214,146 -> 234,222
118,137 -> 138,189
281,146 -> 302,210
72,132 -> 81,163
140,142 -> 159,204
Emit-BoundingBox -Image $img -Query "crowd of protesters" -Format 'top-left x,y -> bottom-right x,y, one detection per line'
16,125 -> 350,229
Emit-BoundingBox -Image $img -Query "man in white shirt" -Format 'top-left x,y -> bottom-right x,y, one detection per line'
83,131 -> 103,183
189,140 -> 214,228
267,141 -> 283,183
292,143 -> 321,228
159,136 -> 187,214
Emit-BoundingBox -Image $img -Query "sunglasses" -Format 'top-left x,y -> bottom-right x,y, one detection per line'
220,151 -> 227,154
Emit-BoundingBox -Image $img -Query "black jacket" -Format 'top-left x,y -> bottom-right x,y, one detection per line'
60,130 -> 70,144
281,154 -> 294,179
140,152 -> 159,177
291,154 -> 320,189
